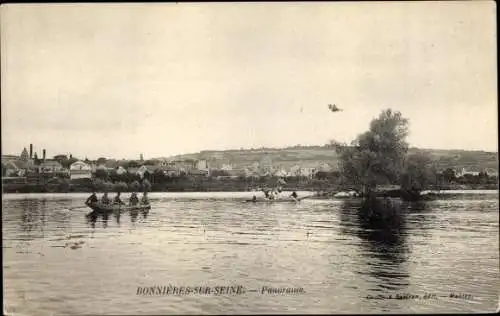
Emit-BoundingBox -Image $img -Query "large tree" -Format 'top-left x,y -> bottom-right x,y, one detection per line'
401,152 -> 437,192
335,109 -> 409,196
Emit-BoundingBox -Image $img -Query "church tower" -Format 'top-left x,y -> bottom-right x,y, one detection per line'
20,147 -> 29,161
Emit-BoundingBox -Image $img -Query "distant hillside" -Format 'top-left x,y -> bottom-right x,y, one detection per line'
158,146 -> 498,171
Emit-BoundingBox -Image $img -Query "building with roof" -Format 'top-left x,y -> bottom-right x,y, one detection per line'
70,161 -> 92,179
456,167 -> 482,177
116,166 -> 127,175
39,160 -> 64,174
20,148 -> 29,161
484,168 -> 499,177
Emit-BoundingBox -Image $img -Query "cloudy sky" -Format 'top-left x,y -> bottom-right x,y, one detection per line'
1,2 -> 497,159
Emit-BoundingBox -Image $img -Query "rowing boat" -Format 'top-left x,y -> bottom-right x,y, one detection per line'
85,202 -> 151,213
244,195 -> 313,203
245,199 -> 300,203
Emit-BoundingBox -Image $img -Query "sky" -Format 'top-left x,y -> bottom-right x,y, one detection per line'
1,2 -> 497,160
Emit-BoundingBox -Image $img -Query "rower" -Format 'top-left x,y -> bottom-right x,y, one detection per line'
290,191 -> 298,200
263,189 -> 270,199
113,192 -> 125,205
252,195 -> 257,202
129,192 -> 139,206
86,191 -> 98,205
269,191 -> 276,200
101,192 -> 111,205
141,192 -> 149,205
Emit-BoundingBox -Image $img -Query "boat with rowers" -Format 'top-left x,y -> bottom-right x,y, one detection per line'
244,196 -> 311,203
85,201 -> 151,213
244,189 -> 313,203
85,191 -> 151,213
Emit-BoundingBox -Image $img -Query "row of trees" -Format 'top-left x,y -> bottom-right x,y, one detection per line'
91,178 -> 152,192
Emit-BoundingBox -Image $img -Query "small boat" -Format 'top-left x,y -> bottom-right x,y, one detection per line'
244,195 -> 313,203
85,202 -> 151,213
244,199 -> 300,203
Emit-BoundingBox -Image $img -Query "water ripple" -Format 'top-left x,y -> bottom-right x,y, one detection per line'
2,193 -> 499,314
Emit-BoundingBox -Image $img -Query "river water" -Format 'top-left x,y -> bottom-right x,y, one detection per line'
2,192 -> 499,315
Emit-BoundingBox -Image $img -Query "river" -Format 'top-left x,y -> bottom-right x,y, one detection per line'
2,191 -> 499,314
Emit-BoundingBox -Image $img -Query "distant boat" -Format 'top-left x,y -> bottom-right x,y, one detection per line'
244,195 -> 313,203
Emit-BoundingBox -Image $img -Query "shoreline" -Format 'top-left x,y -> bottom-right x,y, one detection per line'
2,188 -> 498,195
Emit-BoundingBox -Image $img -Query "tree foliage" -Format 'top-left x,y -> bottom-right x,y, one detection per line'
335,109 -> 409,194
142,179 -> 152,192
401,152 -> 437,191
60,157 -> 79,169
442,168 -> 456,183
130,180 -> 141,192
113,181 -> 128,193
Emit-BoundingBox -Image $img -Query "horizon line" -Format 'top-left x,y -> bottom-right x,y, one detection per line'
2,144 -> 498,161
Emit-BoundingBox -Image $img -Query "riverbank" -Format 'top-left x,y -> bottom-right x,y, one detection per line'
2,179 -> 498,194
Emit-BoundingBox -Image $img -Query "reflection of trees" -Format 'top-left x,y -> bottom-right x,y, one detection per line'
339,198 -> 435,293
18,199 -> 46,239
339,199 -> 410,291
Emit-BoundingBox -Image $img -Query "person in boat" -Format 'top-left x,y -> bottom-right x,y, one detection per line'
263,189 -> 270,199
141,192 -> 149,205
129,192 -> 139,206
290,191 -> 298,200
252,195 -> 257,202
101,192 -> 111,205
86,191 -> 98,205
273,189 -> 280,199
269,190 -> 276,200
113,192 -> 125,205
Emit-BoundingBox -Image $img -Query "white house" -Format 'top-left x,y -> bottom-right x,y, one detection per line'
289,165 -> 302,177
300,167 -> 316,179
221,164 -> 233,171
485,168 -> 499,177
70,161 -> 92,179
456,167 -> 481,177
316,162 -> 332,173
116,166 -> 127,175
136,165 -> 157,179
196,159 -> 209,170
273,168 -> 289,178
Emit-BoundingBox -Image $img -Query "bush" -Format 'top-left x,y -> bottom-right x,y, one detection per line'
113,181 -> 128,192
129,180 -> 141,191
142,179 -> 152,192
58,178 -> 71,192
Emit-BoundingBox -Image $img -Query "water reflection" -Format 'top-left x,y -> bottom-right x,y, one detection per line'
2,194 -> 498,314
339,199 -> 410,292
130,209 -> 139,223
85,211 -> 110,229
17,199 -> 50,239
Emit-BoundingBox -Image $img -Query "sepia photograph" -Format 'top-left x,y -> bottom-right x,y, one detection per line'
1,2 -> 498,315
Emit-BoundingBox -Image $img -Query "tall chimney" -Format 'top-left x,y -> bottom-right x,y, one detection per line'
29,144 -> 33,159
43,149 -> 46,161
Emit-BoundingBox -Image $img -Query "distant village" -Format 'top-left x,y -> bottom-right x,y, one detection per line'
1,143 -> 498,192
2,143 -> 341,181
